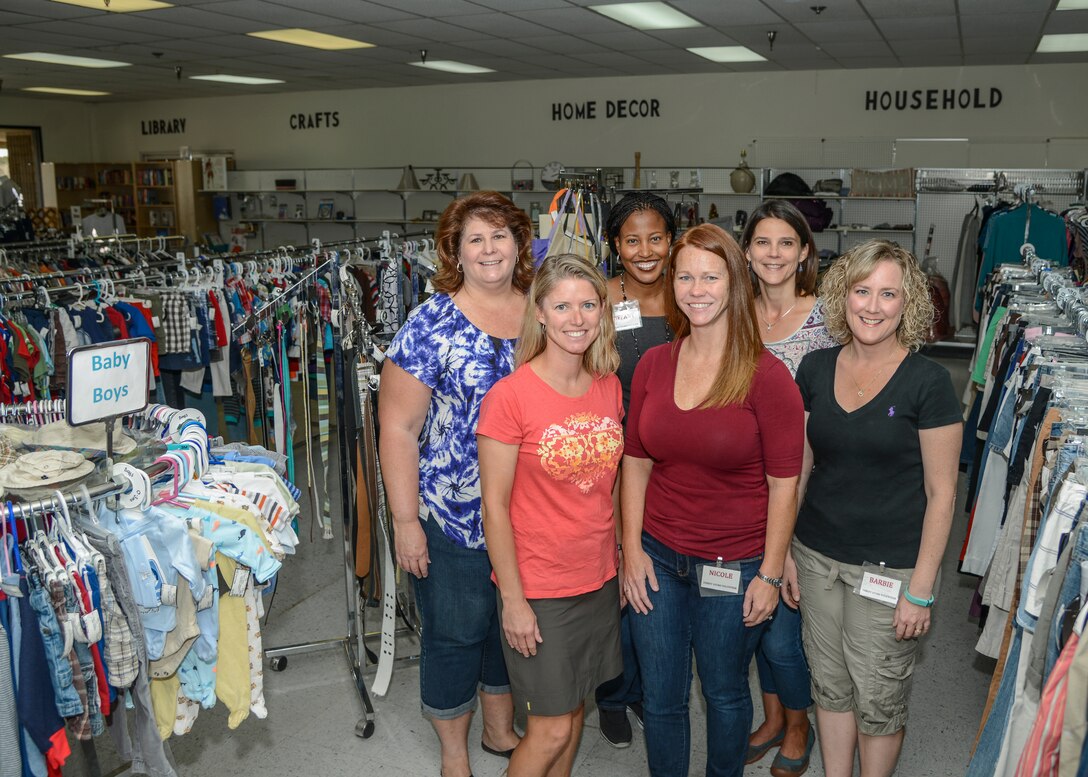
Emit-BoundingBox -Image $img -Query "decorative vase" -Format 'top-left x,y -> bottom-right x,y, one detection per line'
730,149 -> 755,194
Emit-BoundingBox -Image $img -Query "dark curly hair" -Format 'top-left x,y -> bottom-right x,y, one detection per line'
605,191 -> 677,257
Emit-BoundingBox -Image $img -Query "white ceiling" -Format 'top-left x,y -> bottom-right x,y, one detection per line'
0,0 -> 1082,102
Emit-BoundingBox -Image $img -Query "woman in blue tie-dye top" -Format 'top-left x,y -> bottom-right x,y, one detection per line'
379,191 -> 532,777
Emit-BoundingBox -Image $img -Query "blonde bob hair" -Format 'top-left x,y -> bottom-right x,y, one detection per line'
820,239 -> 934,352
666,223 -> 763,408
515,253 -> 620,378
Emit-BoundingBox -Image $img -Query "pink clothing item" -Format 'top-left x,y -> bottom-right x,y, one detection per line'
1014,632 -> 1079,777
478,364 -> 623,599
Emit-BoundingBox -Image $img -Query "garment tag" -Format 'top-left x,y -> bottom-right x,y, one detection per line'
152,316 -> 161,327
229,567 -> 251,597
697,560 -> 741,596
855,562 -> 902,607
189,316 -> 200,329
613,299 -> 643,332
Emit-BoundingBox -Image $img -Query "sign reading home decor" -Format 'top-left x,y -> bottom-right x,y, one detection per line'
864,87 -> 1003,112
552,98 -> 661,121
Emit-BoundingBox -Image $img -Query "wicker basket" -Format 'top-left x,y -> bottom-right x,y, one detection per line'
511,160 -> 534,191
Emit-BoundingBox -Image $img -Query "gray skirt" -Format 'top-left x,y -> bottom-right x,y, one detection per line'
498,577 -> 622,717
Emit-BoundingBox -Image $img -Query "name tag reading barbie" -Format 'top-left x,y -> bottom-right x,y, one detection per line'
613,300 -> 642,331
858,564 -> 902,607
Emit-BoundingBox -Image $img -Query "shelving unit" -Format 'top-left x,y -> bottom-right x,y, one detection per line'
42,161 -> 135,232
134,161 -> 176,235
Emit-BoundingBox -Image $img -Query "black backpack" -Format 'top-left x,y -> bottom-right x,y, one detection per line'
765,172 -> 833,233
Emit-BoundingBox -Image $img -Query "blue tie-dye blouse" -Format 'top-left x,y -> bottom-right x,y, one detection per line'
385,292 -> 516,549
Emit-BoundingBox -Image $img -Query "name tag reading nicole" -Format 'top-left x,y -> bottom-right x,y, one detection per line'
700,563 -> 741,594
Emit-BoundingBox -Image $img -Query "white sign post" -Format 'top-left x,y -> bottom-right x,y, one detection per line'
66,337 -> 151,460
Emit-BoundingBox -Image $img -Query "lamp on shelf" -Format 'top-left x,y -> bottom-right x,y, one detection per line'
396,165 -> 420,191
458,172 -> 479,191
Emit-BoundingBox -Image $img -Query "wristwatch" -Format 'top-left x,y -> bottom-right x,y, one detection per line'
756,571 -> 782,589
903,588 -> 935,607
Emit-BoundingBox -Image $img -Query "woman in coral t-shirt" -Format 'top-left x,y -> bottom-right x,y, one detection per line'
478,253 -> 624,777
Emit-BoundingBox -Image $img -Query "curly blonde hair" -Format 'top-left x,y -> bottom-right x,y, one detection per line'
820,239 -> 934,351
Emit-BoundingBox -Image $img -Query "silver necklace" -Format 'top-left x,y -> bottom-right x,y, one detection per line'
758,298 -> 797,332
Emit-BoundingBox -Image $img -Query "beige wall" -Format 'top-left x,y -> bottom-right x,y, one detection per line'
1,95 -> 97,162
10,62 -> 1088,170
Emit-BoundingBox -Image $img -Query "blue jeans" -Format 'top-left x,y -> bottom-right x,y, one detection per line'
1043,525 -> 1088,685
754,599 -> 813,711
27,574 -> 83,718
628,531 -> 766,777
413,517 -> 510,719
595,607 -> 641,711
966,626 -> 1022,777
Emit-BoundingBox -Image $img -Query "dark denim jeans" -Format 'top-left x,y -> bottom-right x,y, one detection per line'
628,531 -> 766,777
413,517 -> 510,719
595,606 -> 641,712
754,598 -> 813,711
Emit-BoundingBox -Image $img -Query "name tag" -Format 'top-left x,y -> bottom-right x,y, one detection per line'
858,568 -> 902,607
698,562 -> 741,595
613,300 -> 643,332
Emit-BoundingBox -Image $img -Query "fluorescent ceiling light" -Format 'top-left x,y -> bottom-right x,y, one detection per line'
1056,0 -> 1088,9
409,60 -> 494,74
189,74 -> 285,85
23,86 -> 111,96
589,2 -> 701,30
4,52 -> 131,68
688,46 -> 766,63
51,0 -> 172,11
247,28 -> 374,51
1037,33 -> 1088,52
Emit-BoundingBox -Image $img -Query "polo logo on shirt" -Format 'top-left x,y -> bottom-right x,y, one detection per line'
537,412 -> 622,493
888,405 -> 896,417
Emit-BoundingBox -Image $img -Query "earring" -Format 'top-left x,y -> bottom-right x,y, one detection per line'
456,261 -> 463,273
540,323 -> 546,333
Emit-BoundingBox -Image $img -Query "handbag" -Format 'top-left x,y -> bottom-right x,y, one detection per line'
531,189 -> 596,266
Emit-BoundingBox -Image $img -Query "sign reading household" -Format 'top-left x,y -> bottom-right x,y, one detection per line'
552,98 -> 661,121
864,86 -> 1003,112
141,118 -> 186,135
67,338 -> 151,426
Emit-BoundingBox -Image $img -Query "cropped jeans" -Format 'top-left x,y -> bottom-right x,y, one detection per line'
628,531 -> 766,777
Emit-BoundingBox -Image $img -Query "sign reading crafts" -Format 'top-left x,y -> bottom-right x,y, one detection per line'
865,86 -> 1003,111
552,98 -> 661,121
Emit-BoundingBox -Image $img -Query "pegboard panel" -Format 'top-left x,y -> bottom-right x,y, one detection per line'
747,138 -> 895,169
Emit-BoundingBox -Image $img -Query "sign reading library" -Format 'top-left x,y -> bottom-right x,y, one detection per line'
67,338 -> 151,425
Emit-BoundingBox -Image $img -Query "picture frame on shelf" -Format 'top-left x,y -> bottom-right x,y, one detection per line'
278,204 -> 288,220
318,199 -> 334,220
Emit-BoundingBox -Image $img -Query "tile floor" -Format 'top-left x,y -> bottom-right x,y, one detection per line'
71,355 -> 992,777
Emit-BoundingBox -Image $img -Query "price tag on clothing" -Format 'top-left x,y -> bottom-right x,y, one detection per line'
613,300 -> 643,332
697,560 -> 741,596
856,562 -> 902,607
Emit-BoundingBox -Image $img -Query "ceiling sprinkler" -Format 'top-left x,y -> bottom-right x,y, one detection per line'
811,5 -> 826,14
420,49 -> 428,65
175,66 -> 182,80
767,30 -> 777,51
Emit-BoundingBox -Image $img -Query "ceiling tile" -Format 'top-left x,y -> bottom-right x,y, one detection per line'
818,40 -> 894,58
958,0 -> 1050,12
517,35 -> 599,55
670,0 -> 785,26
446,12 -> 552,37
370,0 -> 482,15
896,55 -> 964,67
370,17 -> 486,42
1043,10 -> 1088,33
889,39 -> 962,57
207,0 -> 343,27
512,7 -> 629,35
835,56 -> 904,68
959,13 -> 1046,38
795,19 -> 883,43
878,17 -> 959,41
861,0 -> 955,18
645,27 -> 742,46
468,0 -> 569,9
772,0 -> 870,23
961,37 -> 1034,54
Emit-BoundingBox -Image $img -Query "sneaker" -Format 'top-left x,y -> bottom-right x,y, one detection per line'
628,702 -> 644,730
599,707 -> 632,748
